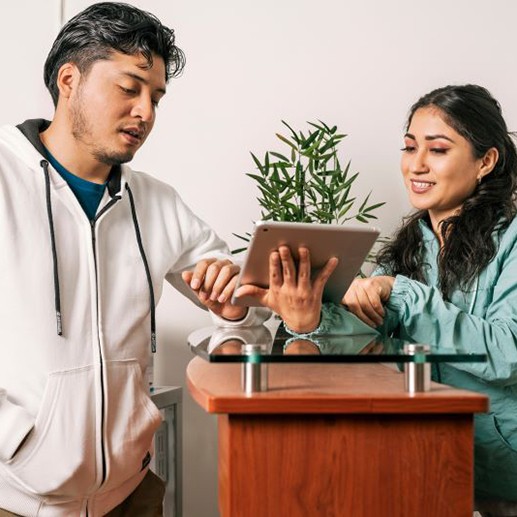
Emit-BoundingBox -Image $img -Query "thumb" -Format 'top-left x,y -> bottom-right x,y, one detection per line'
234,284 -> 267,301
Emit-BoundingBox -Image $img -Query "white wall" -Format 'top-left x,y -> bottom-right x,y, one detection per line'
3,1 -> 517,515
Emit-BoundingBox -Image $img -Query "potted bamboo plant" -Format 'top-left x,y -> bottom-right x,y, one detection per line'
233,119 -> 385,255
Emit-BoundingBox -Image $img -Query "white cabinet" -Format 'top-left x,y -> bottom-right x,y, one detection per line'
151,386 -> 182,517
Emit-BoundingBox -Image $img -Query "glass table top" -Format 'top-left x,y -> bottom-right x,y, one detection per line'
188,320 -> 487,364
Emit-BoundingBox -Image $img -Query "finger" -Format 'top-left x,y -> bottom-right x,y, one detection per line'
216,274 -> 239,304
209,263 -> 240,301
355,280 -> 385,322
313,256 -> 339,293
190,259 -> 217,290
278,246 -> 296,286
354,286 -> 384,326
269,251 -> 282,288
344,279 -> 383,326
203,259 -> 232,294
297,247 -> 311,287
182,270 -> 194,286
366,285 -> 386,318
345,290 -> 379,328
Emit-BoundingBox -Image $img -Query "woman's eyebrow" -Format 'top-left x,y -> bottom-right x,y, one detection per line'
404,132 -> 455,143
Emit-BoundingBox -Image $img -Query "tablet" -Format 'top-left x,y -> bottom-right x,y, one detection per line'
232,220 -> 380,307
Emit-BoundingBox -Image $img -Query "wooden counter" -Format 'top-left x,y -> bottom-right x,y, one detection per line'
187,358 -> 488,517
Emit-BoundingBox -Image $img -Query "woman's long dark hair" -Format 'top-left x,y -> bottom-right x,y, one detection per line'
377,84 -> 517,298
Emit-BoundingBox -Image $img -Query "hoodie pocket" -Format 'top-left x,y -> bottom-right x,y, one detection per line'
101,360 -> 163,492
5,366 -> 97,496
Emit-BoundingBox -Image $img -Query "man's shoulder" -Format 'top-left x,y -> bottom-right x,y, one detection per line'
124,167 -> 178,195
123,167 -> 187,209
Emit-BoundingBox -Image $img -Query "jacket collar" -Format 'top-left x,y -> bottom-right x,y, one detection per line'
16,119 -> 122,198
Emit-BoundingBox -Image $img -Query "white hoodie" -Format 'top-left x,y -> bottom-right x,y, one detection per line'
0,119 -> 267,516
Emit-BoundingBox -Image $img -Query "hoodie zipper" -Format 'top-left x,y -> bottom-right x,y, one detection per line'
39,155 -> 157,503
89,196 -> 121,490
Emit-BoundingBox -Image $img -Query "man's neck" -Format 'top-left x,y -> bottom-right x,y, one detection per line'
40,116 -> 111,184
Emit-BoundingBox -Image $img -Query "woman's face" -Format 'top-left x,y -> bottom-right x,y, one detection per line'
400,107 -> 485,229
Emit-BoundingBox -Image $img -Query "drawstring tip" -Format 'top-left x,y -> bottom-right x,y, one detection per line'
56,312 -> 63,336
151,333 -> 157,353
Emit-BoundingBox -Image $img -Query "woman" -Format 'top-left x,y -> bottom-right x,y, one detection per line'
236,84 -> 517,515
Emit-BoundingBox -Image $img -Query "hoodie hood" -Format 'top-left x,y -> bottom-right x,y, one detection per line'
16,119 -> 123,198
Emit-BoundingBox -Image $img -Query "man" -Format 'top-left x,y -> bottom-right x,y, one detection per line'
0,3 -> 266,516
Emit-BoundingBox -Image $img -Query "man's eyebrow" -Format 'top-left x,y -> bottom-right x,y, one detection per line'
121,71 -> 166,94
404,132 -> 455,143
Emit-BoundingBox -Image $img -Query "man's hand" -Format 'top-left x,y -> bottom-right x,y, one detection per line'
342,276 -> 395,328
182,258 -> 247,321
234,246 -> 338,334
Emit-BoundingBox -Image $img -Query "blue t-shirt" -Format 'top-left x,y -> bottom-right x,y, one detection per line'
44,148 -> 107,221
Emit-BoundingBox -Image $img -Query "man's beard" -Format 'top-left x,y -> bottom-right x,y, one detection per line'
70,95 -> 135,166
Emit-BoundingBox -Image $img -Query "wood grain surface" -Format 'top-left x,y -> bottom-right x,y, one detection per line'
187,357 -> 488,414
187,357 -> 488,517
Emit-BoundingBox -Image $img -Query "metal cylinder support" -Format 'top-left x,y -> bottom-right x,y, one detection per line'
403,343 -> 431,393
241,344 -> 268,394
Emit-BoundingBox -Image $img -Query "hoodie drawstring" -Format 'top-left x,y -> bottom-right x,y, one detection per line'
126,184 -> 157,353
40,162 -> 156,353
41,160 -> 63,336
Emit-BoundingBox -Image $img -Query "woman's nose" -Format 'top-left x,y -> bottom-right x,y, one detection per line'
410,150 -> 430,174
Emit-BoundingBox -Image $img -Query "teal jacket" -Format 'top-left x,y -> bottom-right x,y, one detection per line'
313,216 -> 517,501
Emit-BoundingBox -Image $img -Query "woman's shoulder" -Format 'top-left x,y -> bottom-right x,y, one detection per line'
496,215 -> 517,256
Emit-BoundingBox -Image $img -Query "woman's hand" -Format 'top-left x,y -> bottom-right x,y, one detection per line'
235,245 -> 338,334
342,276 -> 395,328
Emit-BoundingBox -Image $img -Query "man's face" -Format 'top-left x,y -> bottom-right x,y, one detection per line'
68,51 -> 167,166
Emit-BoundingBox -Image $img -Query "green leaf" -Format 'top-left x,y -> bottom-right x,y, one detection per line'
358,192 -> 372,212
281,120 -> 301,143
363,202 -> 386,212
304,132 -> 326,156
307,121 -> 325,132
317,119 -> 331,132
276,133 -> 298,150
269,151 -> 291,163
319,137 -> 338,154
338,201 -> 355,218
246,173 -> 268,185
301,129 -> 320,150
342,172 -> 359,189
250,152 -> 264,175
232,232 -> 251,243
341,160 -> 351,180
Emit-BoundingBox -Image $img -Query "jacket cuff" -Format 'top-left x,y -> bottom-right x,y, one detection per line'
210,307 -> 271,328
285,303 -> 378,337
386,275 -> 410,314
0,392 -> 35,462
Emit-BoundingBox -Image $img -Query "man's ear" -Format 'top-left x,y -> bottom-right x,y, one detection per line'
56,62 -> 81,100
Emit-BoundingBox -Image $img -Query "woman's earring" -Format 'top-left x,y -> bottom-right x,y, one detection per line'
477,176 -> 482,185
